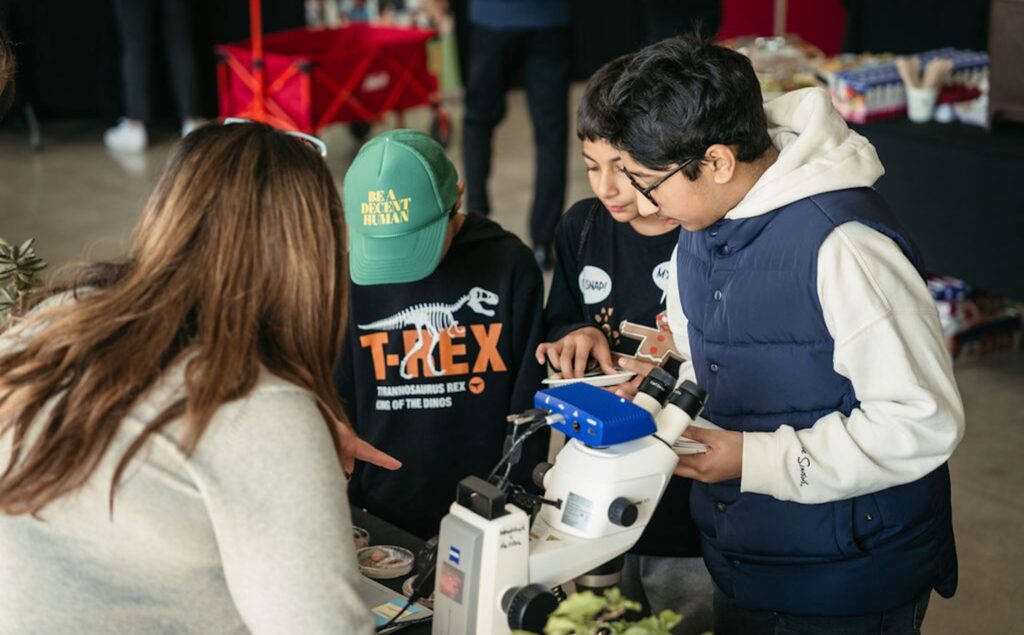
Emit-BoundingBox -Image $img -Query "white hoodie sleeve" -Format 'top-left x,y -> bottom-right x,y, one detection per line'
665,247 -> 697,386
740,222 -> 965,503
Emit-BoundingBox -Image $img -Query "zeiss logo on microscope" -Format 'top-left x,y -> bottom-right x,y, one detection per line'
448,546 -> 461,565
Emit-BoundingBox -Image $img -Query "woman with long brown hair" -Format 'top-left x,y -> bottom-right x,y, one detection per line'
0,122 -> 398,633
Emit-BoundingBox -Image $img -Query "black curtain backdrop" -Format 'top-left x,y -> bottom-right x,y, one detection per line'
0,0 -> 304,120
2,0 -> 994,121
842,0 -> 990,54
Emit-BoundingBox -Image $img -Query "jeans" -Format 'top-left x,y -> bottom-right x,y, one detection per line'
462,24 -> 569,247
713,587 -> 932,635
619,555 -> 715,635
112,0 -> 200,122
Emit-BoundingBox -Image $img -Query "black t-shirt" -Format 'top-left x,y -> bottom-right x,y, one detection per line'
336,213 -> 548,539
547,198 -> 679,355
547,198 -> 700,558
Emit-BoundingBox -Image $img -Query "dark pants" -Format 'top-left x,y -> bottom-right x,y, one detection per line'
462,24 -> 569,247
112,0 -> 199,122
714,588 -> 932,635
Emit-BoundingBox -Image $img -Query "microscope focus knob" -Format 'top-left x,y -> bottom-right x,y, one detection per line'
532,462 -> 554,489
608,497 -> 638,527
504,584 -> 559,633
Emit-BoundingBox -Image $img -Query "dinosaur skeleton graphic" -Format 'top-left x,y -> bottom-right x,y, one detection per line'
358,286 -> 500,379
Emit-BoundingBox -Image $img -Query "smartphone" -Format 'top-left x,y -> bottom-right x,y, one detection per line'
541,369 -> 636,387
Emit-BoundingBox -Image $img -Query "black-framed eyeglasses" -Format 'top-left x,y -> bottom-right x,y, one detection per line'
624,156 -> 702,207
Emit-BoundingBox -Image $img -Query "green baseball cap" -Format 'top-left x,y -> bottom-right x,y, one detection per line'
343,129 -> 459,285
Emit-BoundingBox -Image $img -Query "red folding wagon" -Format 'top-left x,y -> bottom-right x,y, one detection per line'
216,0 -> 450,145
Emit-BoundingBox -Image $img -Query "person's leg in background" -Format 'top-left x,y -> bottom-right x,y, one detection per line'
618,555 -> 653,614
461,24 -> 509,217
106,0 -> 156,152
635,555 -> 714,635
521,26 -> 569,269
162,0 -> 203,136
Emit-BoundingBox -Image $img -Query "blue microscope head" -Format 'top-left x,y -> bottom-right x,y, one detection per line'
534,383 -> 656,446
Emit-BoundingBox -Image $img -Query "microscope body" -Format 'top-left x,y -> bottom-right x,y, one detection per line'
432,378 -> 706,635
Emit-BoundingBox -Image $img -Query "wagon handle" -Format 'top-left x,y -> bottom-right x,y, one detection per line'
249,0 -> 265,120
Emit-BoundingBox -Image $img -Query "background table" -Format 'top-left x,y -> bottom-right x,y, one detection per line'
853,120 -> 1024,300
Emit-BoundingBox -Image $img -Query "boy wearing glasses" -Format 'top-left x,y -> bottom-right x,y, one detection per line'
334,130 -> 547,540
536,54 -> 712,633
609,36 -> 964,633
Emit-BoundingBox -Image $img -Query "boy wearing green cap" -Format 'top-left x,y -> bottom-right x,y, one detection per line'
335,129 -> 548,539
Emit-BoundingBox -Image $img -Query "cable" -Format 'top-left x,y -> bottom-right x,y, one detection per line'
500,414 -> 530,482
375,536 -> 439,632
375,565 -> 435,632
487,415 -> 558,482
377,411 -> 559,631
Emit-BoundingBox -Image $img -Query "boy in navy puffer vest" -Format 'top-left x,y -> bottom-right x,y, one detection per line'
607,35 -> 964,635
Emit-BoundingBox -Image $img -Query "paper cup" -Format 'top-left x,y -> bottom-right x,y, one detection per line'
906,86 -> 938,123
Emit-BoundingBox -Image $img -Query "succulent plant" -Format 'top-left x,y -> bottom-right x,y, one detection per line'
0,238 -> 46,325
512,587 -> 684,635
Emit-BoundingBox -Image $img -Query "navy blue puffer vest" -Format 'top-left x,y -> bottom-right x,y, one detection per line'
677,187 -> 957,615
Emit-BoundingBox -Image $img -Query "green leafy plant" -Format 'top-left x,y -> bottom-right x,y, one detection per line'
512,588 -> 682,635
0,238 -> 46,326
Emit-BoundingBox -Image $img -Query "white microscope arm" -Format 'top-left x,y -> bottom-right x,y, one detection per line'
526,521 -> 644,589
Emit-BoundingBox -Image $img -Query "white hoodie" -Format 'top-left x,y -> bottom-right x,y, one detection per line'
666,87 -> 965,504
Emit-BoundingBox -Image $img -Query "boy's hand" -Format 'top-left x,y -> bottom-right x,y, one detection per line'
338,422 -> 402,476
610,356 -> 657,399
674,427 -> 743,483
535,327 -> 617,379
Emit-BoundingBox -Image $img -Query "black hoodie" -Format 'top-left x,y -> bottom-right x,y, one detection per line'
547,198 -> 700,558
336,213 -> 547,539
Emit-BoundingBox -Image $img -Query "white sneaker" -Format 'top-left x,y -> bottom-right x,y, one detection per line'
103,119 -> 148,153
105,148 -> 148,176
181,118 -> 203,138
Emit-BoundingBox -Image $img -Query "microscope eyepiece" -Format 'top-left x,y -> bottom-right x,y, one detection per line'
637,366 -> 675,404
667,380 -> 708,419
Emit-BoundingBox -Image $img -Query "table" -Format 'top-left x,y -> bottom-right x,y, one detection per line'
853,120 -> 1024,300
351,507 -> 432,634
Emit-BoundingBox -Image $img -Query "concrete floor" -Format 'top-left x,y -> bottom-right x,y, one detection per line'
2,89 -> 1023,633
